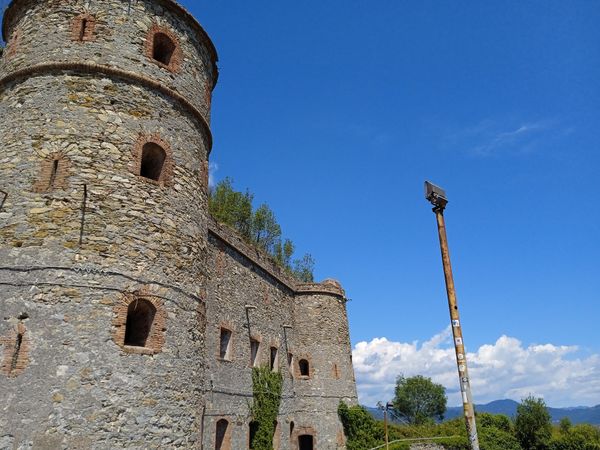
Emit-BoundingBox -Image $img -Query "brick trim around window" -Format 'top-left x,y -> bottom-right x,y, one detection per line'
144,23 -> 183,73
71,13 -> 97,42
130,134 -> 175,187
112,291 -> 166,355
32,153 -> 71,193
0,322 -> 30,378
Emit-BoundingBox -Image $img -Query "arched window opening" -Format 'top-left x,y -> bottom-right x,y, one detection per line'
10,332 -> 23,373
299,359 -> 310,377
71,14 -> 96,42
124,299 -> 156,347
249,421 -> 259,449
216,419 -> 230,450
250,338 -> 260,367
153,32 -> 176,66
219,328 -> 232,360
79,18 -> 88,41
48,159 -> 59,188
270,346 -> 278,371
287,353 -> 294,377
298,435 -> 314,450
290,421 -> 295,437
140,143 -> 166,181
273,421 -> 281,450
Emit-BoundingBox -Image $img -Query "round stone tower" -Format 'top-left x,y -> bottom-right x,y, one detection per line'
0,0 -> 217,447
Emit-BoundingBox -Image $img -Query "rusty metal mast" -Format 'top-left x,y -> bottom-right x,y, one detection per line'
425,181 -> 480,450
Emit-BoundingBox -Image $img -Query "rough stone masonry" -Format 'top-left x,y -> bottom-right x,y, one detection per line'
0,0 -> 358,449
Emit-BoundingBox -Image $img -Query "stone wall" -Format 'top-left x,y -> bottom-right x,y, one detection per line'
0,0 -> 358,448
204,220 -> 358,450
0,0 -> 212,447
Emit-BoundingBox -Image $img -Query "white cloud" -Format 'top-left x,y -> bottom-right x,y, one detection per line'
353,328 -> 600,408
208,162 -> 219,188
443,118 -> 572,157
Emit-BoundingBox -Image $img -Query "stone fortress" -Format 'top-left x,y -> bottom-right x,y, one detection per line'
0,0 -> 357,449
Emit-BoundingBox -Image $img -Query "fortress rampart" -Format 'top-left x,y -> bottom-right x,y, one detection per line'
0,1 -> 357,449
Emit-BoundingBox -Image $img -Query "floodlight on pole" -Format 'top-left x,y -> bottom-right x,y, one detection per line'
425,181 -> 480,450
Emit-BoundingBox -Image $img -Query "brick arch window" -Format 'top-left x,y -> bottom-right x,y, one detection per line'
145,24 -> 182,73
125,299 -> 156,347
298,434 -> 314,450
71,13 -> 96,42
140,143 -> 167,181
249,420 -> 259,449
298,358 -> 310,378
0,322 -> 30,378
113,293 -> 166,355
131,135 -> 174,186
33,153 -> 71,193
215,418 -> 231,450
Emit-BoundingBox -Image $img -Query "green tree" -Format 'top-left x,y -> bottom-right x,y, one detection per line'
209,177 -> 253,238
559,418 -> 572,435
515,395 -> 552,450
292,253 -> 315,283
209,177 -> 316,282
273,238 -> 294,269
338,402 -> 383,450
251,203 -> 282,253
392,375 -> 447,425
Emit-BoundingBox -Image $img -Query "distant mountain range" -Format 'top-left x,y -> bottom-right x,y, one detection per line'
366,400 -> 600,425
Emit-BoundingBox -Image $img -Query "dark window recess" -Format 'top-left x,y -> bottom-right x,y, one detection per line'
270,346 -> 278,371
48,159 -> 59,188
10,332 -> 23,372
299,359 -> 310,377
249,421 -> 259,449
79,18 -> 88,41
153,32 -> 176,65
140,143 -> 166,181
215,419 -> 228,450
298,435 -> 314,450
250,339 -> 259,367
124,299 -> 156,347
219,328 -> 232,359
290,421 -> 295,437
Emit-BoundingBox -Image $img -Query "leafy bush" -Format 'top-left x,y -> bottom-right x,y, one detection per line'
338,402 -> 384,450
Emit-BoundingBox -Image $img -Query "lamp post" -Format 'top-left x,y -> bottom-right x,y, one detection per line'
425,181 -> 480,450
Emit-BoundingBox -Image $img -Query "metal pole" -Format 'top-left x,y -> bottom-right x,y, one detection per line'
384,407 -> 389,450
432,204 -> 480,450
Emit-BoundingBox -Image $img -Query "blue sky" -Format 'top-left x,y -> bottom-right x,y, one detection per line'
5,0 -> 598,407
190,1 -> 599,407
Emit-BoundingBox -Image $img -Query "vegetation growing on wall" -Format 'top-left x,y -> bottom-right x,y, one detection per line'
250,366 -> 283,450
338,402 -> 384,450
210,177 -> 315,282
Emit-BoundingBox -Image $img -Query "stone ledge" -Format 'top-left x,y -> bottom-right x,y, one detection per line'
0,62 -> 213,151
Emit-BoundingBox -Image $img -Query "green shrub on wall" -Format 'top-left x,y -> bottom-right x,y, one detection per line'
338,402 -> 384,450
250,366 -> 283,450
